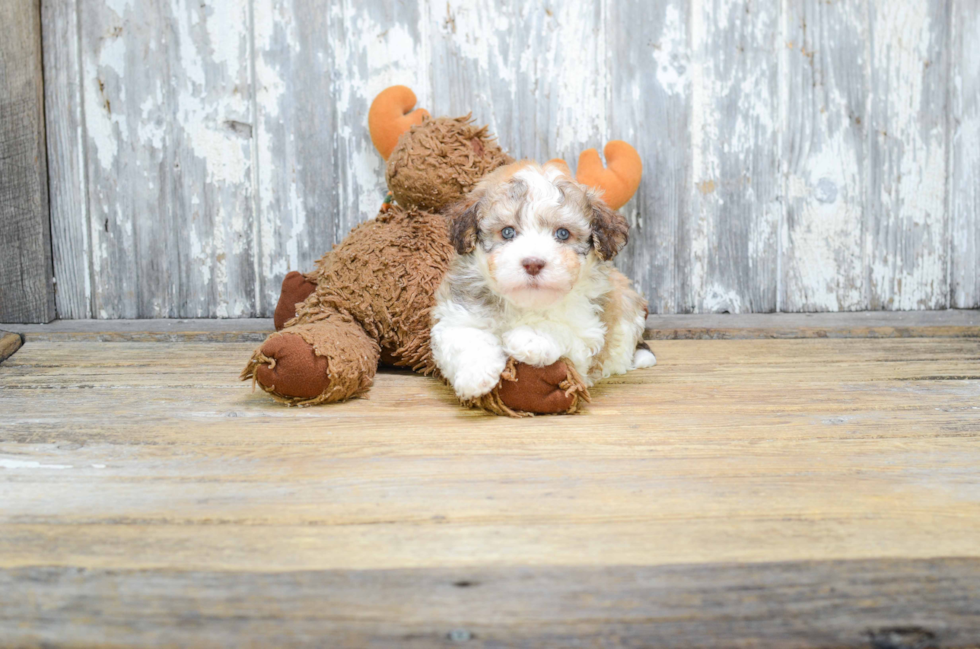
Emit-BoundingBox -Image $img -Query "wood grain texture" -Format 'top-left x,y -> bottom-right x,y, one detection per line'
781,0 -> 868,312
684,0 -> 781,314
866,0 -> 950,310
608,0 -> 689,315
252,0 -> 429,313
429,2 -> 608,164
77,0 -> 257,318
253,0 -> 336,314
42,1 -> 968,317
950,0 -> 980,309
2,561 -> 979,648
1,337 -> 979,644
0,0 -> 55,324
42,0 -> 91,319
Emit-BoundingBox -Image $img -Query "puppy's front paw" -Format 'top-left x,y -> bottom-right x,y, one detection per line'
453,358 -> 506,400
503,327 -> 563,367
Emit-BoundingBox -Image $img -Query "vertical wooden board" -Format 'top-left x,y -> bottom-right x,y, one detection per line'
426,1 -> 608,165
684,0 -> 781,314
607,0 -> 690,313
79,0 -> 255,318
253,0 -> 428,314
252,0 -> 337,314
170,0 -> 256,318
865,0 -> 949,310
78,0 -> 149,318
780,0 -> 869,312
950,0 -> 980,309
0,0 -> 55,324
43,0 -> 92,319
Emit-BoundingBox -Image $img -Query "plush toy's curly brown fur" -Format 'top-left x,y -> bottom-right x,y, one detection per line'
243,86 -> 640,416
386,116 -> 513,211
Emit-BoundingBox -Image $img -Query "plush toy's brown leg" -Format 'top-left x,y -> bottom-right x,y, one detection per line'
469,358 -> 590,417
242,311 -> 380,406
273,271 -> 318,331
265,272 -> 585,414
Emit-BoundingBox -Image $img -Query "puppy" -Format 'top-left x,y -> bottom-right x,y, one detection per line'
431,161 -> 656,400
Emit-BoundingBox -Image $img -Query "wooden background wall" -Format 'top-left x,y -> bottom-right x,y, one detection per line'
41,0 -> 980,319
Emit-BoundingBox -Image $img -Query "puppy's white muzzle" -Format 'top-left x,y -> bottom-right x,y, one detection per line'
492,232 -> 576,308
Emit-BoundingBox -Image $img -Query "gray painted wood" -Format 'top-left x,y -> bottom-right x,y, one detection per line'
951,0 -> 980,309
41,0 -> 969,317
254,0 -> 336,315
0,0 -> 55,324
865,0 -> 950,310
681,0 -> 781,314
429,2 -> 610,165
42,0 -> 91,319
77,0 -> 256,318
781,0 -> 868,312
607,0 -> 689,315
252,0 -> 429,314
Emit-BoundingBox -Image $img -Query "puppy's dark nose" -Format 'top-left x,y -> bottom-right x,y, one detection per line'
522,258 -> 546,276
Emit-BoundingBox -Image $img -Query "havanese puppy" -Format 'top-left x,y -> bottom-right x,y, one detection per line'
431,161 -> 656,400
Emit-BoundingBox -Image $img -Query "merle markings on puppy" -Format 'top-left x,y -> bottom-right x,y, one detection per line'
432,161 -> 657,400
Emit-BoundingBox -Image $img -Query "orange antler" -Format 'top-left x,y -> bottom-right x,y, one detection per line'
368,86 -> 429,160
575,141 -> 642,210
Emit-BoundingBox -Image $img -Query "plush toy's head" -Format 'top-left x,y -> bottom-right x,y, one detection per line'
368,85 -> 643,214
369,86 -> 512,212
386,116 -> 513,212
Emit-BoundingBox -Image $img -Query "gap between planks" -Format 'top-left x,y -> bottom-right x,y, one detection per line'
0,310 -> 977,343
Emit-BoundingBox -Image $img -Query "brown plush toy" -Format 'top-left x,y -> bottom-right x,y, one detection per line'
242,86 -> 642,415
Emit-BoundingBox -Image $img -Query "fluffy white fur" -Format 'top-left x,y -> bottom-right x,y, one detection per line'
432,162 -> 656,400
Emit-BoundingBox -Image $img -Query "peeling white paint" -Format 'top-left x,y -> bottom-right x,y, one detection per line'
867,0 -> 948,310
653,5 -> 687,97
51,0 -> 966,318
553,2 -> 608,156
950,3 -> 980,308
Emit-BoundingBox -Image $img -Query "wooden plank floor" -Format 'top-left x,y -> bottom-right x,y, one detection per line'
1,332 -> 979,646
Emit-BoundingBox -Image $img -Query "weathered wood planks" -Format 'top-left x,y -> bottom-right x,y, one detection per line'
951,0 -> 980,309
781,0 -> 868,312
1,336 -> 979,644
865,0 -> 950,310
3,310 -> 978,343
607,0 -> 689,314
40,1 -> 972,317
41,0 -> 90,319
72,0 -> 257,318
0,0 -> 55,324
2,560 -> 979,647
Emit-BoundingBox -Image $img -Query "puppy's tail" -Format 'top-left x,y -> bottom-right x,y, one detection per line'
633,340 -> 657,369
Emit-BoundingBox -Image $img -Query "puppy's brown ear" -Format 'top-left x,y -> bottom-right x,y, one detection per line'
447,195 -> 482,254
590,195 -> 629,261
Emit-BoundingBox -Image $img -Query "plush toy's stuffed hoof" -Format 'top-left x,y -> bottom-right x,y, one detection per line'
466,358 -> 590,417
242,316 -> 380,406
273,271 -> 317,331
244,332 -> 330,400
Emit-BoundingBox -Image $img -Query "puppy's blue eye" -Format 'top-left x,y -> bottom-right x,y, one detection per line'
555,228 -> 570,241
501,226 -> 516,240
